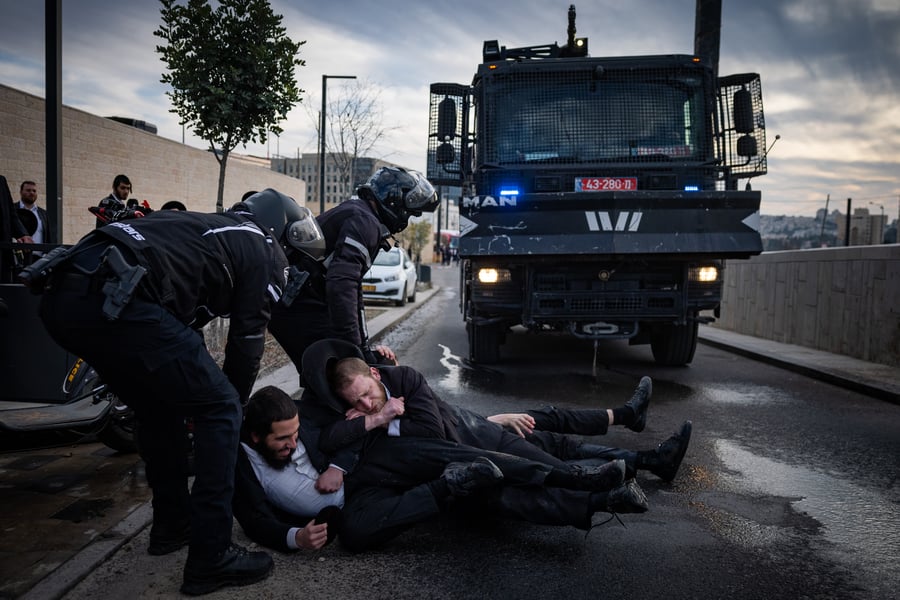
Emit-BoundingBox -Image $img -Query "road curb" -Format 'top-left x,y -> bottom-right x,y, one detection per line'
19,503 -> 153,600
698,327 -> 899,404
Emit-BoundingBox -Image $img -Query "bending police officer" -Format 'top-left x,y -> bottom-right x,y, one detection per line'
263,167 -> 439,378
33,200 -> 299,596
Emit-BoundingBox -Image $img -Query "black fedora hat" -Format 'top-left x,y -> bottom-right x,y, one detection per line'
301,338 -> 367,412
16,208 -> 38,236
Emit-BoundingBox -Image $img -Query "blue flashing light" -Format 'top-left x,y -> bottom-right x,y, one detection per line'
499,188 -> 519,196
684,185 -> 700,192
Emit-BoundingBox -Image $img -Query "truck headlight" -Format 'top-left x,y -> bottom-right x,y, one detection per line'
689,266 -> 718,283
477,268 -> 512,283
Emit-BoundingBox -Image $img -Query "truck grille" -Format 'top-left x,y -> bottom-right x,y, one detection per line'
534,292 -> 676,316
472,281 -> 522,305
530,269 -> 681,318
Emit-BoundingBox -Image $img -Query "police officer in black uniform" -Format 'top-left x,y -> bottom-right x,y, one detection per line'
265,166 -> 438,378
34,197 -> 300,596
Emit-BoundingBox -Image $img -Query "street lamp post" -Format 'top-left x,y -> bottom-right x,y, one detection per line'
870,202 -> 885,243
320,74 -> 356,215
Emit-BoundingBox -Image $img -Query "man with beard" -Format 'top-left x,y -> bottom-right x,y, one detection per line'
233,386 -> 505,552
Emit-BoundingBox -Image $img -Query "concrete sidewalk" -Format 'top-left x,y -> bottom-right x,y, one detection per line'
698,325 -> 899,405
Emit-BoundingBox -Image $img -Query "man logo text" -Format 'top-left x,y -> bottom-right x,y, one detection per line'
462,196 -> 518,208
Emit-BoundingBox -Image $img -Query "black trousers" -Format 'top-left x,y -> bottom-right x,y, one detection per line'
340,436 -> 598,552
40,282 -> 241,560
522,406 -> 639,473
339,404 -> 634,551
267,302 -> 334,381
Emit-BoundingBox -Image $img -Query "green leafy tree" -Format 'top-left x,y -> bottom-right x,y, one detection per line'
155,0 -> 304,211
396,219 -> 432,264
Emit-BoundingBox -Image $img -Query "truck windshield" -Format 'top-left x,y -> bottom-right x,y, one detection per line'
480,68 -> 708,165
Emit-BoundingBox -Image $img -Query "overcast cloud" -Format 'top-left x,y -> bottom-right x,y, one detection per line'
1,0 -> 897,220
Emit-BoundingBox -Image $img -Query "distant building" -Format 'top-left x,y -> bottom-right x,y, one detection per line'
835,208 -> 889,246
271,153 -> 401,215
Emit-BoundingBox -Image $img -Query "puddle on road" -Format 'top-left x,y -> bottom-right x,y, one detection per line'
704,383 -> 794,406
714,439 -> 900,591
437,343 -> 463,390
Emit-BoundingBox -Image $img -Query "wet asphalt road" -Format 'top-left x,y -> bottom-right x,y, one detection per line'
9,264 -> 900,599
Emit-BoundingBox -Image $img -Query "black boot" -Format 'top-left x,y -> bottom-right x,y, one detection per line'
442,457 -> 504,496
181,543 -> 274,596
568,459 -> 626,492
592,479 -> 649,514
148,517 -> 190,556
625,376 -> 652,432
637,420 -> 692,482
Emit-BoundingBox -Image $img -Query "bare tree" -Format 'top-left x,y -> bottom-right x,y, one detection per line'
307,79 -> 400,198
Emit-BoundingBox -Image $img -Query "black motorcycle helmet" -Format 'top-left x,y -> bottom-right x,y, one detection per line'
241,189 -> 325,258
356,167 -> 438,234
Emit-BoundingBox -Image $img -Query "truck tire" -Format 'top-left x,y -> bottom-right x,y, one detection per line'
651,321 -> 698,366
469,322 -> 500,364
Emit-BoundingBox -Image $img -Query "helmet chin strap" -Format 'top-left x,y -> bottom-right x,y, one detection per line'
379,233 -> 398,252
376,223 -> 397,252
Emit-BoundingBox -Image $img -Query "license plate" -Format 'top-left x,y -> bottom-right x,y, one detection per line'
362,284 -> 376,292
575,177 -> 638,191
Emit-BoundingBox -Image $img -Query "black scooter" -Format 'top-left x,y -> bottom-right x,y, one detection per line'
0,277 -> 136,452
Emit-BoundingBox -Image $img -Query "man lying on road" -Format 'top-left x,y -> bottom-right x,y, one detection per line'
233,342 -> 690,552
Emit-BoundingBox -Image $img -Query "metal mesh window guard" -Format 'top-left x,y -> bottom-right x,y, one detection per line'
477,67 -> 709,166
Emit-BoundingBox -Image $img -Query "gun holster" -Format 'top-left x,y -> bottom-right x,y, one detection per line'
280,265 -> 310,308
99,245 -> 146,320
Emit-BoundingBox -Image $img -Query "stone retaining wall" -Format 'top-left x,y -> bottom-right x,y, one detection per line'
715,245 -> 900,367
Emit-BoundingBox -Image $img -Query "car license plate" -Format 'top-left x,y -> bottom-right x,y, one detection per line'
362,284 -> 376,292
575,177 -> 638,191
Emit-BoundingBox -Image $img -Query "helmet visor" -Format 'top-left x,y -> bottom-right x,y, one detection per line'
285,207 -> 326,258
403,172 -> 439,212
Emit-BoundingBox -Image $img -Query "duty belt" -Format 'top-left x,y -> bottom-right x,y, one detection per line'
49,244 -> 147,319
50,271 -> 104,295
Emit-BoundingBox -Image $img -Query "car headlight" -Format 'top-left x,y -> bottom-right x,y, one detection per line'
384,274 -> 400,282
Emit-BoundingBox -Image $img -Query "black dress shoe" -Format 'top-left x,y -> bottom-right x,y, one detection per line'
442,457 -> 504,496
148,519 -> 190,556
642,420 -> 692,482
626,376 -> 652,432
603,479 -> 649,513
570,459 -> 626,492
181,543 -> 273,596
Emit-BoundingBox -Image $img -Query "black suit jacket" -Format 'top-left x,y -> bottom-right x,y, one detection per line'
1,176 -> 28,282
34,204 -> 53,244
232,403 -> 357,552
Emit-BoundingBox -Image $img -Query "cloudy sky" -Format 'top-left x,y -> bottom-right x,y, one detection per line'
1,0 -> 898,221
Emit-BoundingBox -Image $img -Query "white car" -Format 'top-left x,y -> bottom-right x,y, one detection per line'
362,246 -> 418,306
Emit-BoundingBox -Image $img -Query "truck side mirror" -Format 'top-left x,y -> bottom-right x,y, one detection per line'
736,134 -> 757,157
437,97 -> 457,141
733,88 -> 754,134
436,142 -> 456,165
